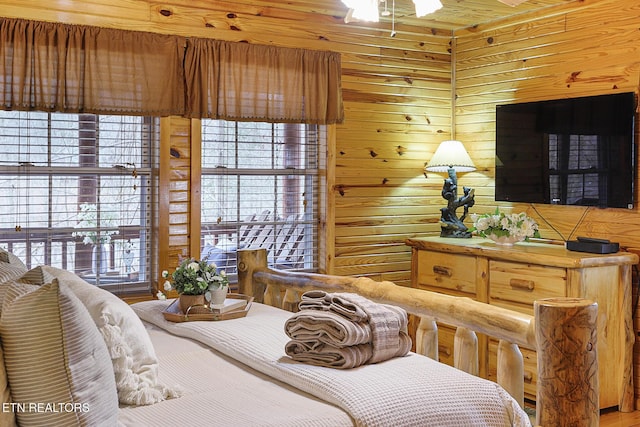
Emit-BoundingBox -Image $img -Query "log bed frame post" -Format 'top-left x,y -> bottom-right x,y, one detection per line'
237,247 -> 268,302
416,317 -> 438,360
535,298 -> 599,426
238,248 -> 600,425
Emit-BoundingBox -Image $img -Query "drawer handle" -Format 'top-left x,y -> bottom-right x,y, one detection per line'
440,347 -> 452,357
432,265 -> 452,277
509,278 -> 535,291
524,371 -> 533,383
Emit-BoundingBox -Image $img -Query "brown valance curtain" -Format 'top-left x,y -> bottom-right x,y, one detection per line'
184,38 -> 344,124
0,17 -> 343,123
0,18 -> 185,116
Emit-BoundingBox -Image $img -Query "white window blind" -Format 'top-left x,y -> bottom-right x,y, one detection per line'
0,111 -> 158,294
200,119 -> 322,279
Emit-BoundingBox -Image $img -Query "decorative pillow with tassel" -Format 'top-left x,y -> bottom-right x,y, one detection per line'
28,266 -> 183,405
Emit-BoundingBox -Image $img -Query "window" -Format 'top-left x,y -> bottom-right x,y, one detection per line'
200,120 -> 322,279
0,111 -> 158,294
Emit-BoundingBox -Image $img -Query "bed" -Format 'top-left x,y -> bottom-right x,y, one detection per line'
0,248 -> 598,426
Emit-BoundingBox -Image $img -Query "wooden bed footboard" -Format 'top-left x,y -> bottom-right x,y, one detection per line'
238,248 -> 600,426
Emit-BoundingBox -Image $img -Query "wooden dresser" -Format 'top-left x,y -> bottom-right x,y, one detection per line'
405,236 -> 639,411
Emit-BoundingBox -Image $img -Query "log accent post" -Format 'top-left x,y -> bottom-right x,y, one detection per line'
497,340 -> 524,408
454,327 -> 478,376
416,316 -> 438,360
535,297 -> 598,427
237,248 -> 268,302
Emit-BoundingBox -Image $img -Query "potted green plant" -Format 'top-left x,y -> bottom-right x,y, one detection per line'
161,258 -> 229,313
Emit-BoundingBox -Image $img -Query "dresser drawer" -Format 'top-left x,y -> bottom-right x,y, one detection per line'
489,260 -> 566,315
416,250 -> 477,296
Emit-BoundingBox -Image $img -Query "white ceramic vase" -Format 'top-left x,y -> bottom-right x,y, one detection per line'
209,285 -> 228,306
487,233 -> 524,246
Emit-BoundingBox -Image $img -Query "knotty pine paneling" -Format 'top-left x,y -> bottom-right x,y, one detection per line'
453,0 -> 640,250
0,0 -> 451,285
8,0 -> 636,288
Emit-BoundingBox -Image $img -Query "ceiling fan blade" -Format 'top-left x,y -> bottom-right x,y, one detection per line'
497,0 -> 529,6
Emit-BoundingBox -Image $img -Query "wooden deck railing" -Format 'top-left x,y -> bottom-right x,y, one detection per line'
0,226 -> 145,286
200,210 -> 310,274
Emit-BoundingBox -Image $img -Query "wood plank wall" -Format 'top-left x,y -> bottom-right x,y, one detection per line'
2,0 -> 639,291
453,0 -> 640,255
0,0 -> 451,288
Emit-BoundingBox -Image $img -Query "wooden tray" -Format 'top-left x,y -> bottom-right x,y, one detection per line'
162,293 -> 254,322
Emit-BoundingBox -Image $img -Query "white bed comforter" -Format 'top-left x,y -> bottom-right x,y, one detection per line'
133,300 -> 531,427
118,323 -> 353,427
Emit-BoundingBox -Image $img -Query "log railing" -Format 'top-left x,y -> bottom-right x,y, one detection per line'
238,248 -> 600,426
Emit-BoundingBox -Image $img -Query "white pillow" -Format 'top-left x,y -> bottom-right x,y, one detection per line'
40,266 -> 182,405
0,280 -> 118,426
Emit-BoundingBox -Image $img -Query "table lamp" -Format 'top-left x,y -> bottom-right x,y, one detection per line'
425,140 -> 476,238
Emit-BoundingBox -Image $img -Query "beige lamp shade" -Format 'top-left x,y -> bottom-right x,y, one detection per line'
425,140 -> 476,173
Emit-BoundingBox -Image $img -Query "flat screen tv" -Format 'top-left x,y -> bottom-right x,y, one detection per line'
495,92 -> 636,209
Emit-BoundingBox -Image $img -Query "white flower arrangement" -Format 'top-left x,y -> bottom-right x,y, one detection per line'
72,203 -> 119,245
470,208 -> 540,241
160,257 -> 228,301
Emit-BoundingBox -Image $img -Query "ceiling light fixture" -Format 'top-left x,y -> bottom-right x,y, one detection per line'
412,0 -> 443,17
341,0 -> 442,23
343,0 -> 380,23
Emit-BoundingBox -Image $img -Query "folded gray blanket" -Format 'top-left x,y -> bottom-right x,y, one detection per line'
284,310 -> 371,347
285,291 -> 412,368
284,340 -> 372,369
298,290 -> 368,322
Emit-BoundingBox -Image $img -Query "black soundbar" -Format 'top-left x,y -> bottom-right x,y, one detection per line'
566,237 -> 619,254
